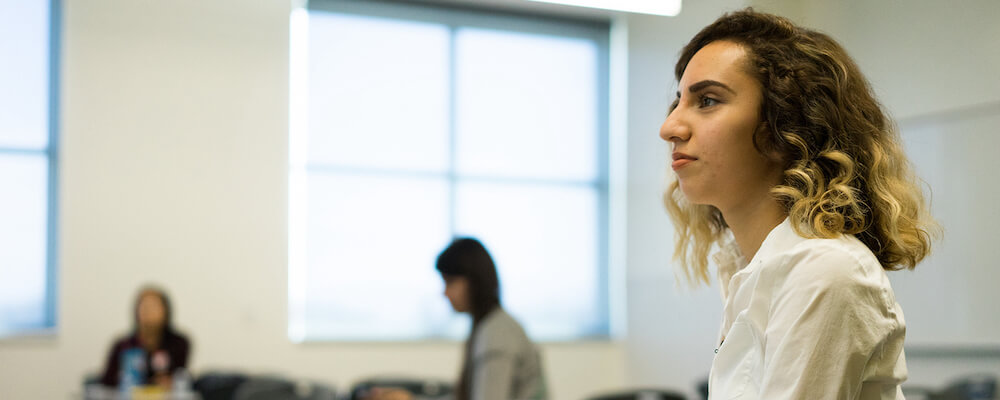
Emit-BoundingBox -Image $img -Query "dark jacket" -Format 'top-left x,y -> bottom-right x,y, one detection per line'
99,331 -> 190,387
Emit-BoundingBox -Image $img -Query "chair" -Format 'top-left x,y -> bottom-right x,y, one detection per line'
901,385 -> 940,400
294,381 -> 337,400
83,373 -> 102,387
936,374 -> 997,400
233,375 -> 298,400
349,377 -> 453,400
585,389 -> 686,400
82,373 -> 114,400
194,371 -> 249,400
695,378 -> 708,400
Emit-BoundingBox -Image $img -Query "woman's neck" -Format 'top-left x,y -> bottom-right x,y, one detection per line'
472,304 -> 500,325
721,194 -> 786,263
138,327 -> 163,350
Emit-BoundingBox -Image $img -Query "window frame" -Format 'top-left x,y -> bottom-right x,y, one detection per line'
0,0 -> 61,339
290,0 -> 612,342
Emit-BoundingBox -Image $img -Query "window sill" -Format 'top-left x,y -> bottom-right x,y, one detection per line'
0,328 -> 57,344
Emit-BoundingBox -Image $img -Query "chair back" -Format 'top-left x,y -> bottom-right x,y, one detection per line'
233,376 -> 297,400
194,371 -> 249,400
586,389 -> 686,400
350,377 -> 452,400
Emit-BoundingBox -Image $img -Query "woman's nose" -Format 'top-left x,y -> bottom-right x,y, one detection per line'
660,108 -> 691,143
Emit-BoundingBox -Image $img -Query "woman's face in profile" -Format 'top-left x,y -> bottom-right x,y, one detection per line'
660,40 -> 784,212
137,292 -> 167,330
442,275 -> 471,313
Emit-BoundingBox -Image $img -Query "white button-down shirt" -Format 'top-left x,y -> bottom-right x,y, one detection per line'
709,218 -> 908,399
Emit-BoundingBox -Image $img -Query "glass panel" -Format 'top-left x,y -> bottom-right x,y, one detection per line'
455,181 -> 603,339
302,172 -> 458,340
307,12 -> 450,173
0,0 -> 49,150
0,155 -> 49,333
455,28 -> 599,181
295,4 -> 609,341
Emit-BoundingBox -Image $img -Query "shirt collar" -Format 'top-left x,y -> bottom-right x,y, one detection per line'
713,217 -> 800,296
747,217 -> 801,266
713,231 -> 745,299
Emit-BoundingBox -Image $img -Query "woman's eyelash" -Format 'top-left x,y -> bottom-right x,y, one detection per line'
668,94 -> 719,115
699,95 -> 720,107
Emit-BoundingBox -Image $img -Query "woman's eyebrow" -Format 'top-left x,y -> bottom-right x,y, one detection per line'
673,79 -> 736,101
687,79 -> 736,94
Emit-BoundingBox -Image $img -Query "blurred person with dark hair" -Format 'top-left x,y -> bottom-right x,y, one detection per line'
100,285 -> 191,389
374,238 -> 547,400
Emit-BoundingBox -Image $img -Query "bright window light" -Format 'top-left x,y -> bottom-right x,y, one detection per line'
526,0 -> 681,16
0,0 -> 56,337
289,0 -> 612,342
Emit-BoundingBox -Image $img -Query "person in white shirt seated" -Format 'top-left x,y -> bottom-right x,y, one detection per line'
659,8 -> 937,400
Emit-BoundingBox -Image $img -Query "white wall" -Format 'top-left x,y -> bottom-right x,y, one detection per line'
797,0 -> 1000,121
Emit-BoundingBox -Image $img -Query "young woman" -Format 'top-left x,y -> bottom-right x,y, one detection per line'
375,238 -> 547,400
660,9 -> 936,399
100,286 -> 191,389
436,238 -> 547,400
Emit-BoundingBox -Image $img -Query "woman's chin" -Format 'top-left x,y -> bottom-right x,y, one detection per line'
679,189 -> 708,206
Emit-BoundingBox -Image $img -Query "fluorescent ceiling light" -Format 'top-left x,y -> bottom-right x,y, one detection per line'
526,0 -> 681,16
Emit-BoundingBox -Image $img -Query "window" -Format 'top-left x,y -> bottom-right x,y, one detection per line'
0,0 -> 59,336
289,0 -> 610,341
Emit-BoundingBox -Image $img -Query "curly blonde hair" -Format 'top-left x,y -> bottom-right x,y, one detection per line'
665,9 -> 938,285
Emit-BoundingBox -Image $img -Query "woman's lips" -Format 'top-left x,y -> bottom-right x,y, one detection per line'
672,158 -> 694,170
672,152 -> 697,170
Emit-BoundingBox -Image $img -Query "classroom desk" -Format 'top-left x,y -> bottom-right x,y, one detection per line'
78,384 -> 201,400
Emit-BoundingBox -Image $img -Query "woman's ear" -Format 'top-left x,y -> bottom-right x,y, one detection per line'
755,120 -> 786,163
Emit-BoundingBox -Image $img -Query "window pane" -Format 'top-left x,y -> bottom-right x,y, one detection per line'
0,0 -> 49,150
455,28 -> 599,181
307,12 -> 450,172
0,155 -> 49,333
301,172 -> 459,340
295,3 -> 609,342
455,181 -> 604,339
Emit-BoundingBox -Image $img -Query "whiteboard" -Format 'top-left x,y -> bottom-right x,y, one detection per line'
891,102 -> 1000,350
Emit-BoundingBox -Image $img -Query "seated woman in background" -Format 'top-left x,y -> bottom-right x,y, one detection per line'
100,285 -> 191,389
376,238 -> 547,400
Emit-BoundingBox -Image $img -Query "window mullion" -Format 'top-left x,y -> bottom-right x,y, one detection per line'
447,24 -> 459,238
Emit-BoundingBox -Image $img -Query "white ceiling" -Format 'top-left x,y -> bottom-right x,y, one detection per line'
394,0 -> 621,21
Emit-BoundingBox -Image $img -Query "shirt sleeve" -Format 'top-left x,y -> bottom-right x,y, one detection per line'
100,340 -> 124,387
758,245 -> 900,399
170,333 -> 191,371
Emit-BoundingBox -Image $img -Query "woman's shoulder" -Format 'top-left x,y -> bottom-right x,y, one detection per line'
752,219 -> 882,285
475,309 -> 532,352
765,234 -> 894,302
788,234 -> 881,275
761,234 -> 904,340
165,329 -> 192,348
109,333 -> 138,349
479,309 -> 526,335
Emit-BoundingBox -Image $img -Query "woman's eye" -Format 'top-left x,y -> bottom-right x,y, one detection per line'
699,96 -> 719,108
